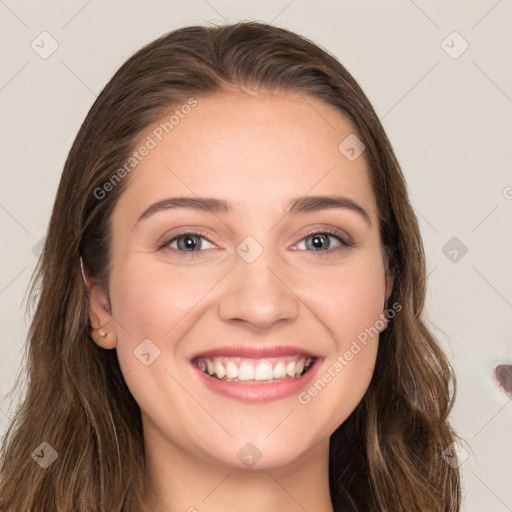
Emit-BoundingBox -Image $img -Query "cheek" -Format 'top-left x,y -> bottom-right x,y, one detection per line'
109,261 -> 217,346
308,250 -> 386,343
298,256 -> 384,428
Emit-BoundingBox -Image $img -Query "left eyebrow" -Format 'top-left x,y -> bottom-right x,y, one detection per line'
287,195 -> 371,226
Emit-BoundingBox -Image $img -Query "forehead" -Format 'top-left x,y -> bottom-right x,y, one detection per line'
113,89 -> 378,226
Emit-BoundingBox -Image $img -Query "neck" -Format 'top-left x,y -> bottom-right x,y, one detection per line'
141,421 -> 334,512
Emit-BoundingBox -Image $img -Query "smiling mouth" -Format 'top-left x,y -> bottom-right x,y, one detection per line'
193,355 -> 316,384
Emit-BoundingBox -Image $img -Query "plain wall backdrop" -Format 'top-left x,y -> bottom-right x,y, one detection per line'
1,1 -> 511,510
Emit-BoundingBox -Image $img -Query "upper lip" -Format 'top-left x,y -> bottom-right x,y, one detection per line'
191,344 -> 321,360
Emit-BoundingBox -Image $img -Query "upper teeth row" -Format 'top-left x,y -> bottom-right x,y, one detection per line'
196,356 -> 314,381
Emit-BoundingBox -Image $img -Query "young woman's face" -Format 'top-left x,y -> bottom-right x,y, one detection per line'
103,89 -> 393,470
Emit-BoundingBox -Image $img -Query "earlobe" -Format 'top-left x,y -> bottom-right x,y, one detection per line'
91,325 -> 117,350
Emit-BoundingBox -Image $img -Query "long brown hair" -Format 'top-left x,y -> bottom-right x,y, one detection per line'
0,21 -> 462,511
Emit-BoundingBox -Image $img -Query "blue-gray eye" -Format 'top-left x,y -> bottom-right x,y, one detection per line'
158,233 -> 215,252
296,232 -> 352,252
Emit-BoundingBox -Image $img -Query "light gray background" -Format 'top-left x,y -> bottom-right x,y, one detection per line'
1,1 -> 511,510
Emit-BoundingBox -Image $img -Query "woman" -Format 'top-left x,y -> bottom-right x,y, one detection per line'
0,21 -> 462,511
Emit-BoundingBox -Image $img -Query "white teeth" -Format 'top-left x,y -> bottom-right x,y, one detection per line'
196,355 -> 315,382
286,361 -> 296,378
214,360 -> 226,379
225,361 -> 238,379
254,362 -> 273,381
272,362 -> 286,379
238,362 -> 254,381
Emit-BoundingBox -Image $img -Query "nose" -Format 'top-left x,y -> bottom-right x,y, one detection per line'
217,250 -> 299,331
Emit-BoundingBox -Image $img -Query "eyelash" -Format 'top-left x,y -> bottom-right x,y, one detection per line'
156,229 -> 355,257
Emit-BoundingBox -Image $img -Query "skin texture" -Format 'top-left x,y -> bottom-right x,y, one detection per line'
83,89 -> 394,512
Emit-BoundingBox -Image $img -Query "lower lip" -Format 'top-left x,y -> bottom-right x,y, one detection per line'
191,358 -> 323,403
